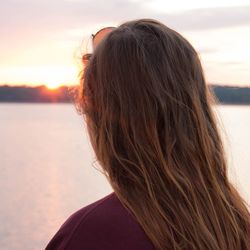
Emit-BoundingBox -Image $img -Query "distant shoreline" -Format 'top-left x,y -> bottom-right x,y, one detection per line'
0,102 -> 249,106
0,84 -> 250,105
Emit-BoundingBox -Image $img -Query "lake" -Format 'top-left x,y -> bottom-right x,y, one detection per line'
0,104 -> 249,250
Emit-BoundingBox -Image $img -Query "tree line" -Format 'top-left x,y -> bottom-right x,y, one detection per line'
0,84 -> 250,104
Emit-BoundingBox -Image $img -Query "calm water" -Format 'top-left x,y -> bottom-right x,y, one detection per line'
0,104 -> 249,250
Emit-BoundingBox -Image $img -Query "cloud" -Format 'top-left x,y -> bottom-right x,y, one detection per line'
159,5 -> 250,31
1,1 -> 250,36
196,48 -> 218,54
0,0 -> 250,63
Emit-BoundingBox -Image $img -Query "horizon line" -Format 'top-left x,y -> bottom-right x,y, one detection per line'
0,83 -> 250,89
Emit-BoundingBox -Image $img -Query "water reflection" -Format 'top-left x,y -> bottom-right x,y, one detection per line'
0,104 -> 249,250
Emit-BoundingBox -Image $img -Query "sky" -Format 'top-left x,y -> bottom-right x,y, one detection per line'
0,0 -> 250,88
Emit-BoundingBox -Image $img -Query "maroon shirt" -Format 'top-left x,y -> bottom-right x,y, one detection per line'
45,192 -> 156,250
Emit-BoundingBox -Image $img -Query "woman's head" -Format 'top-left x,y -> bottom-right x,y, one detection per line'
82,19 -> 214,166
77,19 -> 250,249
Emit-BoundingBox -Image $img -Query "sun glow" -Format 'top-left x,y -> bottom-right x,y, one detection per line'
43,73 -> 68,89
46,82 -> 62,89
0,65 -> 78,87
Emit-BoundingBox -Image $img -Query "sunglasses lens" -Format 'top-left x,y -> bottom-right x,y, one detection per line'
82,54 -> 92,66
92,27 -> 115,49
82,27 -> 115,65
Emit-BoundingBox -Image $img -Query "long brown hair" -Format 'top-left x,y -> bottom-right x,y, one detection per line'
76,19 -> 250,249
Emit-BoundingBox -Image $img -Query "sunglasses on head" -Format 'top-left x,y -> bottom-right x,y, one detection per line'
82,26 -> 116,62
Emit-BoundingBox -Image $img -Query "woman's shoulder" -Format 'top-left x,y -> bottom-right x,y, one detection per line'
45,192 -> 116,249
45,192 -> 155,250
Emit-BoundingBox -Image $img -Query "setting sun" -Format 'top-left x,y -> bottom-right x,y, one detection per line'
46,82 -> 61,89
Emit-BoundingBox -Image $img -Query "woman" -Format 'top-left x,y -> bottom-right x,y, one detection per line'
46,19 -> 250,250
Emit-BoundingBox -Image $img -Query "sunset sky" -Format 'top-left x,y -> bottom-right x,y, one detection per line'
0,0 -> 250,88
